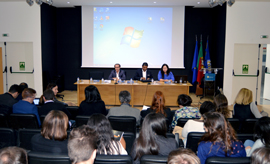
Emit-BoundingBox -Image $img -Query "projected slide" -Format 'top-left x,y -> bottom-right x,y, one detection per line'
93,7 -> 173,67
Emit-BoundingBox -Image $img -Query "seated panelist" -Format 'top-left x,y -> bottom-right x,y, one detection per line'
158,63 -> 175,82
133,62 -> 153,80
108,63 -> 126,80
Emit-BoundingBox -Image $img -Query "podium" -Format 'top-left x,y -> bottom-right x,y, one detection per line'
201,68 -> 222,98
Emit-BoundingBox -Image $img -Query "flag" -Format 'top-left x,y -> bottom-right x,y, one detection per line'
197,40 -> 204,85
204,39 -> 211,70
191,40 -> 198,84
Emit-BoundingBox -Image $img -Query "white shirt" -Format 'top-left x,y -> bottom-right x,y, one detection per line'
182,120 -> 205,147
116,72 -> 119,79
142,70 -> 147,79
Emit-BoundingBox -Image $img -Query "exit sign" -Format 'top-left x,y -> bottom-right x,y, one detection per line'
2,33 -> 8,37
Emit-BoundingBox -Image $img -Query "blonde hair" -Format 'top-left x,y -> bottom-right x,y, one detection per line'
168,148 -> 200,164
234,88 -> 253,105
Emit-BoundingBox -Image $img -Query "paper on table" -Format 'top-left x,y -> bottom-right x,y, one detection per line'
142,105 -> 150,111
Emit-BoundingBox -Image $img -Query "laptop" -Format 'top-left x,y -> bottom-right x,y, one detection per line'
174,75 -> 188,83
33,98 -> 40,105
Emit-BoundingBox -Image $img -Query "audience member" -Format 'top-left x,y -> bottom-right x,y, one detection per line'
68,125 -> 97,164
131,113 -> 178,164
13,88 -> 41,126
0,84 -> 19,115
31,110 -> 69,154
197,112 -> 246,164
181,101 -> 215,146
78,85 -> 107,116
0,146 -> 28,164
213,94 -> 232,118
108,63 -> 126,81
87,114 -> 127,155
133,62 -> 153,80
171,94 -> 200,129
233,88 -> 262,120
168,148 -> 200,164
158,63 -> 175,82
107,90 -> 140,125
38,89 -> 71,119
245,117 -> 270,157
16,82 -> 28,101
141,91 -> 171,124
251,147 -> 270,164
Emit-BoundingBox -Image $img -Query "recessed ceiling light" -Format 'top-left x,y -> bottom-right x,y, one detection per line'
154,2 -> 156,3
67,1 -> 70,4
110,1 -> 113,3
197,2 -> 200,4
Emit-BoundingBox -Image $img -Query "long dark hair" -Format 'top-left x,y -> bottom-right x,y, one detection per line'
87,114 -> 120,155
213,94 -> 231,118
39,83 -> 58,105
85,85 -> 102,103
200,112 -> 237,155
254,117 -> 270,147
160,64 -> 171,79
133,113 -> 167,160
150,91 -> 167,117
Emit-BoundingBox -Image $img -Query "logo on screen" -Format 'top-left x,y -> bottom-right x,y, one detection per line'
120,27 -> 144,48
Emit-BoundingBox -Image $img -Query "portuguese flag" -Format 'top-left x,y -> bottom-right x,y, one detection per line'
197,40 -> 204,85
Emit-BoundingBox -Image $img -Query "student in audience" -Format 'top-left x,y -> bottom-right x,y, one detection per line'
0,146 -> 28,164
87,113 -> 127,155
233,88 -> 262,120
197,112 -> 246,164
108,63 -> 126,81
68,125 -> 97,164
181,101 -> 215,146
31,110 -> 69,154
16,82 -> 28,101
251,147 -> 270,164
171,94 -> 200,129
13,88 -> 41,126
78,85 -> 107,116
133,62 -> 153,80
141,91 -> 171,123
0,84 -> 20,115
39,89 -> 71,119
107,90 -> 141,126
244,117 -> 270,157
168,148 -> 200,164
158,63 -> 175,82
131,113 -> 178,164
213,94 -> 232,118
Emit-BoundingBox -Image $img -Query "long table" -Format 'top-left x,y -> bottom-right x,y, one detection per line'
75,80 -> 192,107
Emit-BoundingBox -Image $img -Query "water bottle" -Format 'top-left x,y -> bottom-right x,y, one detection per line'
90,77 -> 93,83
180,77 -> 182,84
77,77 -> 80,83
101,78 -> 104,84
151,78 -> 154,84
130,78 -> 133,84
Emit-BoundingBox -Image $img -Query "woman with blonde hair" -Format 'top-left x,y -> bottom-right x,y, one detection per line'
213,94 -> 232,118
233,88 -> 262,120
168,148 -> 200,164
31,110 -> 69,154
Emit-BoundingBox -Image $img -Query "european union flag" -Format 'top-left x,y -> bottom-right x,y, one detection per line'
192,40 -> 198,84
204,40 -> 211,69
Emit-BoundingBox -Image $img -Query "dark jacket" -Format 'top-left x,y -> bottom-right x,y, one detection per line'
0,93 -> 18,115
108,69 -> 126,80
133,68 -> 153,80
39,101 -> 72,119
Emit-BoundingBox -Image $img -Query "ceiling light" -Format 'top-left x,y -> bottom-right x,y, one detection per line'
154,2 -> 156,3
208,0 -> 218,7
67,2 -> 70,4
227,0 -> 235,7
35,0 -> 42,5
197,2 -> 200,4
45,0 -> 53,5
110,2 -> 112,3
26,0 -> 34,6
217,0 -> 225,6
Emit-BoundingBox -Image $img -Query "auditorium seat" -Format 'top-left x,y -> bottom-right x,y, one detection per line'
186,132 -> 205,153
166,133 -> 182,148
177,118 -> 195,127
123,132 -> 135,155
205,157 -> 251,164
75,115 -> 90,127
140,155 -> 168,164
237,133 -> 254,143
40,115 -> 46,125
227,118 -> 240,132
18,129 -> 40,150
108,116 -> 136,135
28,151 -> 71,164
89,71 -> 104,80
0,113 -> 9,128
66,106 -> 79,120
9,114 -> 39,129
241,118 -> 258,134
0,128 -> 17,149
95,155 -> 132,164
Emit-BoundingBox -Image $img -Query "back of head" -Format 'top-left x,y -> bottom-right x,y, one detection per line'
235,88 -> 253,105
19,83 -> 28,93
43,89 -> 55,101
254,117 -> 270,147
8,84 -> 20,94
41,110 -> 68,141
213,94 -> 230,118
68,125 -> 97,164
151,91 -> 166,117
168,148 -> 200,164
200,101 -> 215,115
22,88 -> 36,99
177,94 -> 192,106
0,146 -> 28,164
119,90 -> 131,104
85,85 -> 101,103
251,147 -> 270,164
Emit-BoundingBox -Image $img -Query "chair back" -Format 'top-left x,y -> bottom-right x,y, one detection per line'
227,118 -> 240,132
66,106 -> 79,120
241,118 -> 258,134
123,132 -> 135,155
40,115 -> 46,126
0,128 -> 16,149
0,113 -> 9,128
206,157 -> 251,164
177,118 -> 195,127
75,115 -> 90,127
9,114 -> 39,129
108,116 -> 136,134
89,71 -> 104,80
237,133 -> 254,143
166,133 -> 180,148
18,129 -> 41,150
95,155 -> 132,164
28,151 -> 71,164
186,132 -> 205,153
140,155 -> 168,164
